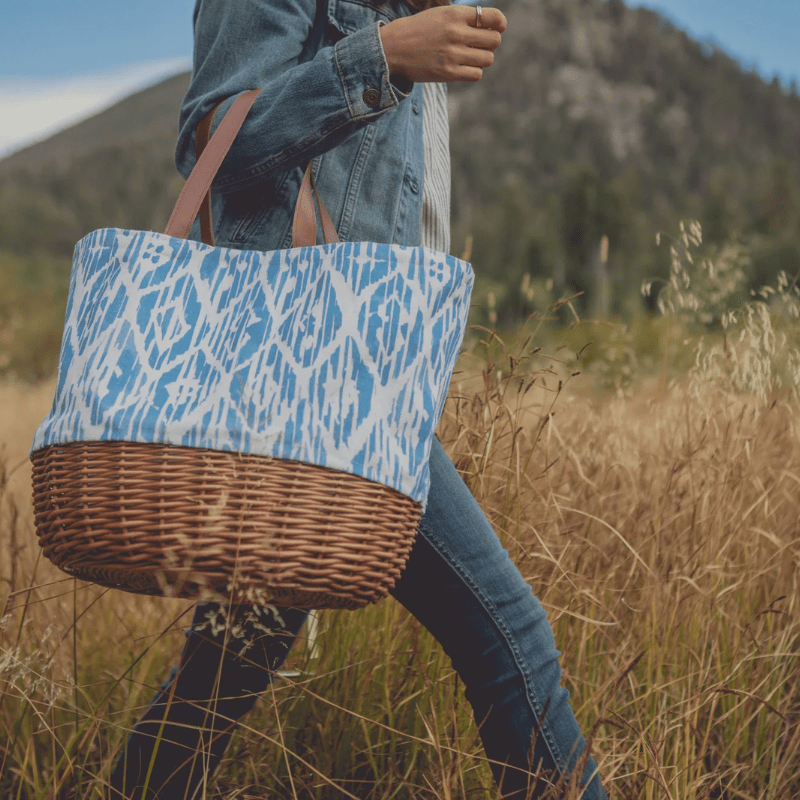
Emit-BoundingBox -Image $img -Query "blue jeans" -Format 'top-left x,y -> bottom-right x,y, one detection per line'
110,438 -> 606,799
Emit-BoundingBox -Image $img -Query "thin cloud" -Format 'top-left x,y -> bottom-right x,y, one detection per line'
0,57 -> 191,159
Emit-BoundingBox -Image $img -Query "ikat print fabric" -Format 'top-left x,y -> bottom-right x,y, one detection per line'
32,229 -> 474,506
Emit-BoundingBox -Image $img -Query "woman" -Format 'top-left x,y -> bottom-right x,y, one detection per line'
110,1 -> 607,797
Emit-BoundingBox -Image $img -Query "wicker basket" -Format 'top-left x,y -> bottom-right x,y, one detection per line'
32,441 -> 421,609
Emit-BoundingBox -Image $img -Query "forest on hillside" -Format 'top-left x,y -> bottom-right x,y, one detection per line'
448,0 -> 800,325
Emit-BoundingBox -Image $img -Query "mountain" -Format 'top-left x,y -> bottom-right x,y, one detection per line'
1,0 -> 799,340
0,72 -> 190,257
447,0 -> 800,319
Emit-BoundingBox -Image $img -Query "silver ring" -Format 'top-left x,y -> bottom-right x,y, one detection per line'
476,5 -> 483,28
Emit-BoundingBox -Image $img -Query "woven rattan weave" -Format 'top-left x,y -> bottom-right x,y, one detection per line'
32,442 -> 421,609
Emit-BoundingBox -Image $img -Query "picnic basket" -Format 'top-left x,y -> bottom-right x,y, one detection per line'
30,89 -> 473,609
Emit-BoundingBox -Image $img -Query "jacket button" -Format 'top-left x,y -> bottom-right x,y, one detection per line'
363,88 -> 381,108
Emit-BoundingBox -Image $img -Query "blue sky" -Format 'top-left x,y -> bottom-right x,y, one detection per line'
1,0 -> 799,157
630,0 -> 800,87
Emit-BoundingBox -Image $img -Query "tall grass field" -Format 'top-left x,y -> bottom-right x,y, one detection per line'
1,225 -> 799,798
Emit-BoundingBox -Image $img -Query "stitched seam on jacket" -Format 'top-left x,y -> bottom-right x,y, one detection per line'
338,124 -> 376,241
333,38 -> 357,120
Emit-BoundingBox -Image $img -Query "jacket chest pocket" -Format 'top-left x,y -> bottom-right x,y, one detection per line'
326,0 -> 407,38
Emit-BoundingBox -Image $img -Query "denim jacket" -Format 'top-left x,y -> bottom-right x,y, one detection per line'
177,0 -> 477,252
175,1 -> 401,250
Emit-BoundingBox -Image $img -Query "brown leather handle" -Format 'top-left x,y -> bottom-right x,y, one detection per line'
166,88 -> 340,249
292,164 -> 340,248
309,166 -> 340,246
195,105 -> 217,246
165,89 -> 261,241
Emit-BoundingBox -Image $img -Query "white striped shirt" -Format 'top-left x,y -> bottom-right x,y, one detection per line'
420,82 -> 451,253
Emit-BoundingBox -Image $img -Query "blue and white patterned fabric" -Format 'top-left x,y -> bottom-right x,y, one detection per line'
32,228 -> 473,506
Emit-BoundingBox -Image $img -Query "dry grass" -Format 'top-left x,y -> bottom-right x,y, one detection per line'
442,336 -> 800,798
1,258 -> 799,797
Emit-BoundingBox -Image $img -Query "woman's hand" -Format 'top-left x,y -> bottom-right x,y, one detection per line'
379,5 -> 507,83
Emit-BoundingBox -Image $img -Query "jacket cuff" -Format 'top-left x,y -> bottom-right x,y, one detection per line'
334,22 -> 411,119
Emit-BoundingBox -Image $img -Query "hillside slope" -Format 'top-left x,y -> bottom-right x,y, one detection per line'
0,73 -> 190,256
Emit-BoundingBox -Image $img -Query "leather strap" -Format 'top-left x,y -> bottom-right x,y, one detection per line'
291,163 -> 340,248
310,166 -> 340,246
195,106 -> 217,246
292,164 -> 318,249
166,87 -> 340,249
165,88 -> 261,241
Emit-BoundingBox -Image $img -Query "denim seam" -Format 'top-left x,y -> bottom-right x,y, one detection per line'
417,521 -> 570,776
211,122 -> 355,193
338,122 -> 377,241
333,42 -> 357,121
